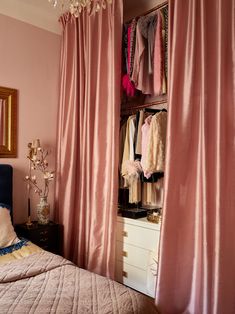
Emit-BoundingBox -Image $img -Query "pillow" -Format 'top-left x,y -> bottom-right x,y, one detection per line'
0,205 -> 20,248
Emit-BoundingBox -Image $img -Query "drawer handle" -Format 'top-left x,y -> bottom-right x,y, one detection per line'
122,271 -> 128,278
122,231 -> 128,237
39,230 -> 48,236
39,237 -> 48,242
122,251 -> 128,257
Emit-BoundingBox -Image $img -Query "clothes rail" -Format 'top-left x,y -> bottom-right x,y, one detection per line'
125,1 -> 168,24
121,98 -> 167,116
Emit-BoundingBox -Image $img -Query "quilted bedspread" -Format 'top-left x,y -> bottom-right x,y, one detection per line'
0,251 -> 158,313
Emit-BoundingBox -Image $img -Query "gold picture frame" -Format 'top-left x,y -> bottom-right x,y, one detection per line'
0,86 -> 17,157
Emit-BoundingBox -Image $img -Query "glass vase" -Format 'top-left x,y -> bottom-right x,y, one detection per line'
37,196 -> 50,225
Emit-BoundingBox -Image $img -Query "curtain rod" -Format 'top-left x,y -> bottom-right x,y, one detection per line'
125,1 -> 168,24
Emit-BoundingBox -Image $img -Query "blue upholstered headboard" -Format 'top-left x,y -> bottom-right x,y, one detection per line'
0,164 -> 13,215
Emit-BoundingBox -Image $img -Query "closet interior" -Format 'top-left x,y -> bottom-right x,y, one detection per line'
115,1 -> 168,298
119,0 -> 168,221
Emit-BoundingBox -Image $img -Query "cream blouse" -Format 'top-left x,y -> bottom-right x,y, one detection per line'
143,111 -> 167,177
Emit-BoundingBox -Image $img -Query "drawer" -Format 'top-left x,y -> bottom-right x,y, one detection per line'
24,232 -> 51,244
116,241 -> 151,270
147,254 -> 158,297
15,222 -> 60,254
115,261 -> 156,297
38,229 -> 50,237
40,244 -> 50,251
116,221 -> 160,252
115,260 -> 148,295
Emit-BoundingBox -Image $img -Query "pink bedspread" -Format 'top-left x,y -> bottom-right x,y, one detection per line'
0,251 -> 158,313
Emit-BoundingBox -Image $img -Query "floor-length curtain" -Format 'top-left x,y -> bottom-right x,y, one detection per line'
55,0 -> 122,278
156,0 -> 235,313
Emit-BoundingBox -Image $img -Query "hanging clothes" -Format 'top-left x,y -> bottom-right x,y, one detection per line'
122,25 -> 136,97
129,116 -> 136,161
135,110 -> 144,155
147,15 -> 158,74
122,24 -> 128,75
121,115 -> 142,203
129,178 -> 141,204
160,10 -> 167,94
152,9 -> 167,95
140,115 -> 153,172
133,110 -> 140,158
161,6 -> 168,81
153,11 -> 163,95
138,13 -> 157,75
121,115 -> 136,181
122,6 -> 168,98
119,121 -> 127,188
120,108 -> 167,206
131,21 -> 154,94
129,18 -> 137,78
144,111 -> 167,178
124,160 -> 142,204
142,178 -> 164,207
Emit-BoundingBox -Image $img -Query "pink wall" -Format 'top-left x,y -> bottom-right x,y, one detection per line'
0,13 -> 61,223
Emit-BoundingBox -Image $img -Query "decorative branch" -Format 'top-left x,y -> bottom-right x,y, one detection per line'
25,140 -> 54,198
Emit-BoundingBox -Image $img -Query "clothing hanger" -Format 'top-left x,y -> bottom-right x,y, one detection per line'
144,108 -> 167,114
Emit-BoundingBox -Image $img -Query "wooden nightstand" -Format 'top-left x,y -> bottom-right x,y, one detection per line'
15,221 -> 61,254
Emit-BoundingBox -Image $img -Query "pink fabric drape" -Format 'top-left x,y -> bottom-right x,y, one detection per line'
55,1 -> 122,278
156,0 -> 235,313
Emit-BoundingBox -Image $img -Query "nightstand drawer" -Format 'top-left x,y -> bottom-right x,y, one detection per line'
116,221 -> 160,252
22,229 -> 55,246
38,229 -> 49,236
15,221 -> 60,254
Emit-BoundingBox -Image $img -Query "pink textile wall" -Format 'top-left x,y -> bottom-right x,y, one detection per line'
0,14 -> 61,224
156,0 -> 235,313
55,0 -> 122,278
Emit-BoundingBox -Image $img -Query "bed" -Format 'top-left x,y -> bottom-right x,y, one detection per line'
0,164 -> 158,313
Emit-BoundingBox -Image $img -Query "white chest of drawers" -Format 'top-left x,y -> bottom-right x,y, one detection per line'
115,216 -> 161,297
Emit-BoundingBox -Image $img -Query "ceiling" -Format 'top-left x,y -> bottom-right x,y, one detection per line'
0,0 -> 162,34
0,0 -> 64,34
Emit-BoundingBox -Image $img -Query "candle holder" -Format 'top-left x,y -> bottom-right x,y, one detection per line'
26,142 -> 33,226
26,198 -> 33,227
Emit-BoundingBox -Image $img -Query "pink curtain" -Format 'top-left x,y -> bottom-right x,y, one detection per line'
156,0 -> 235,313
55,1 -> 122,278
